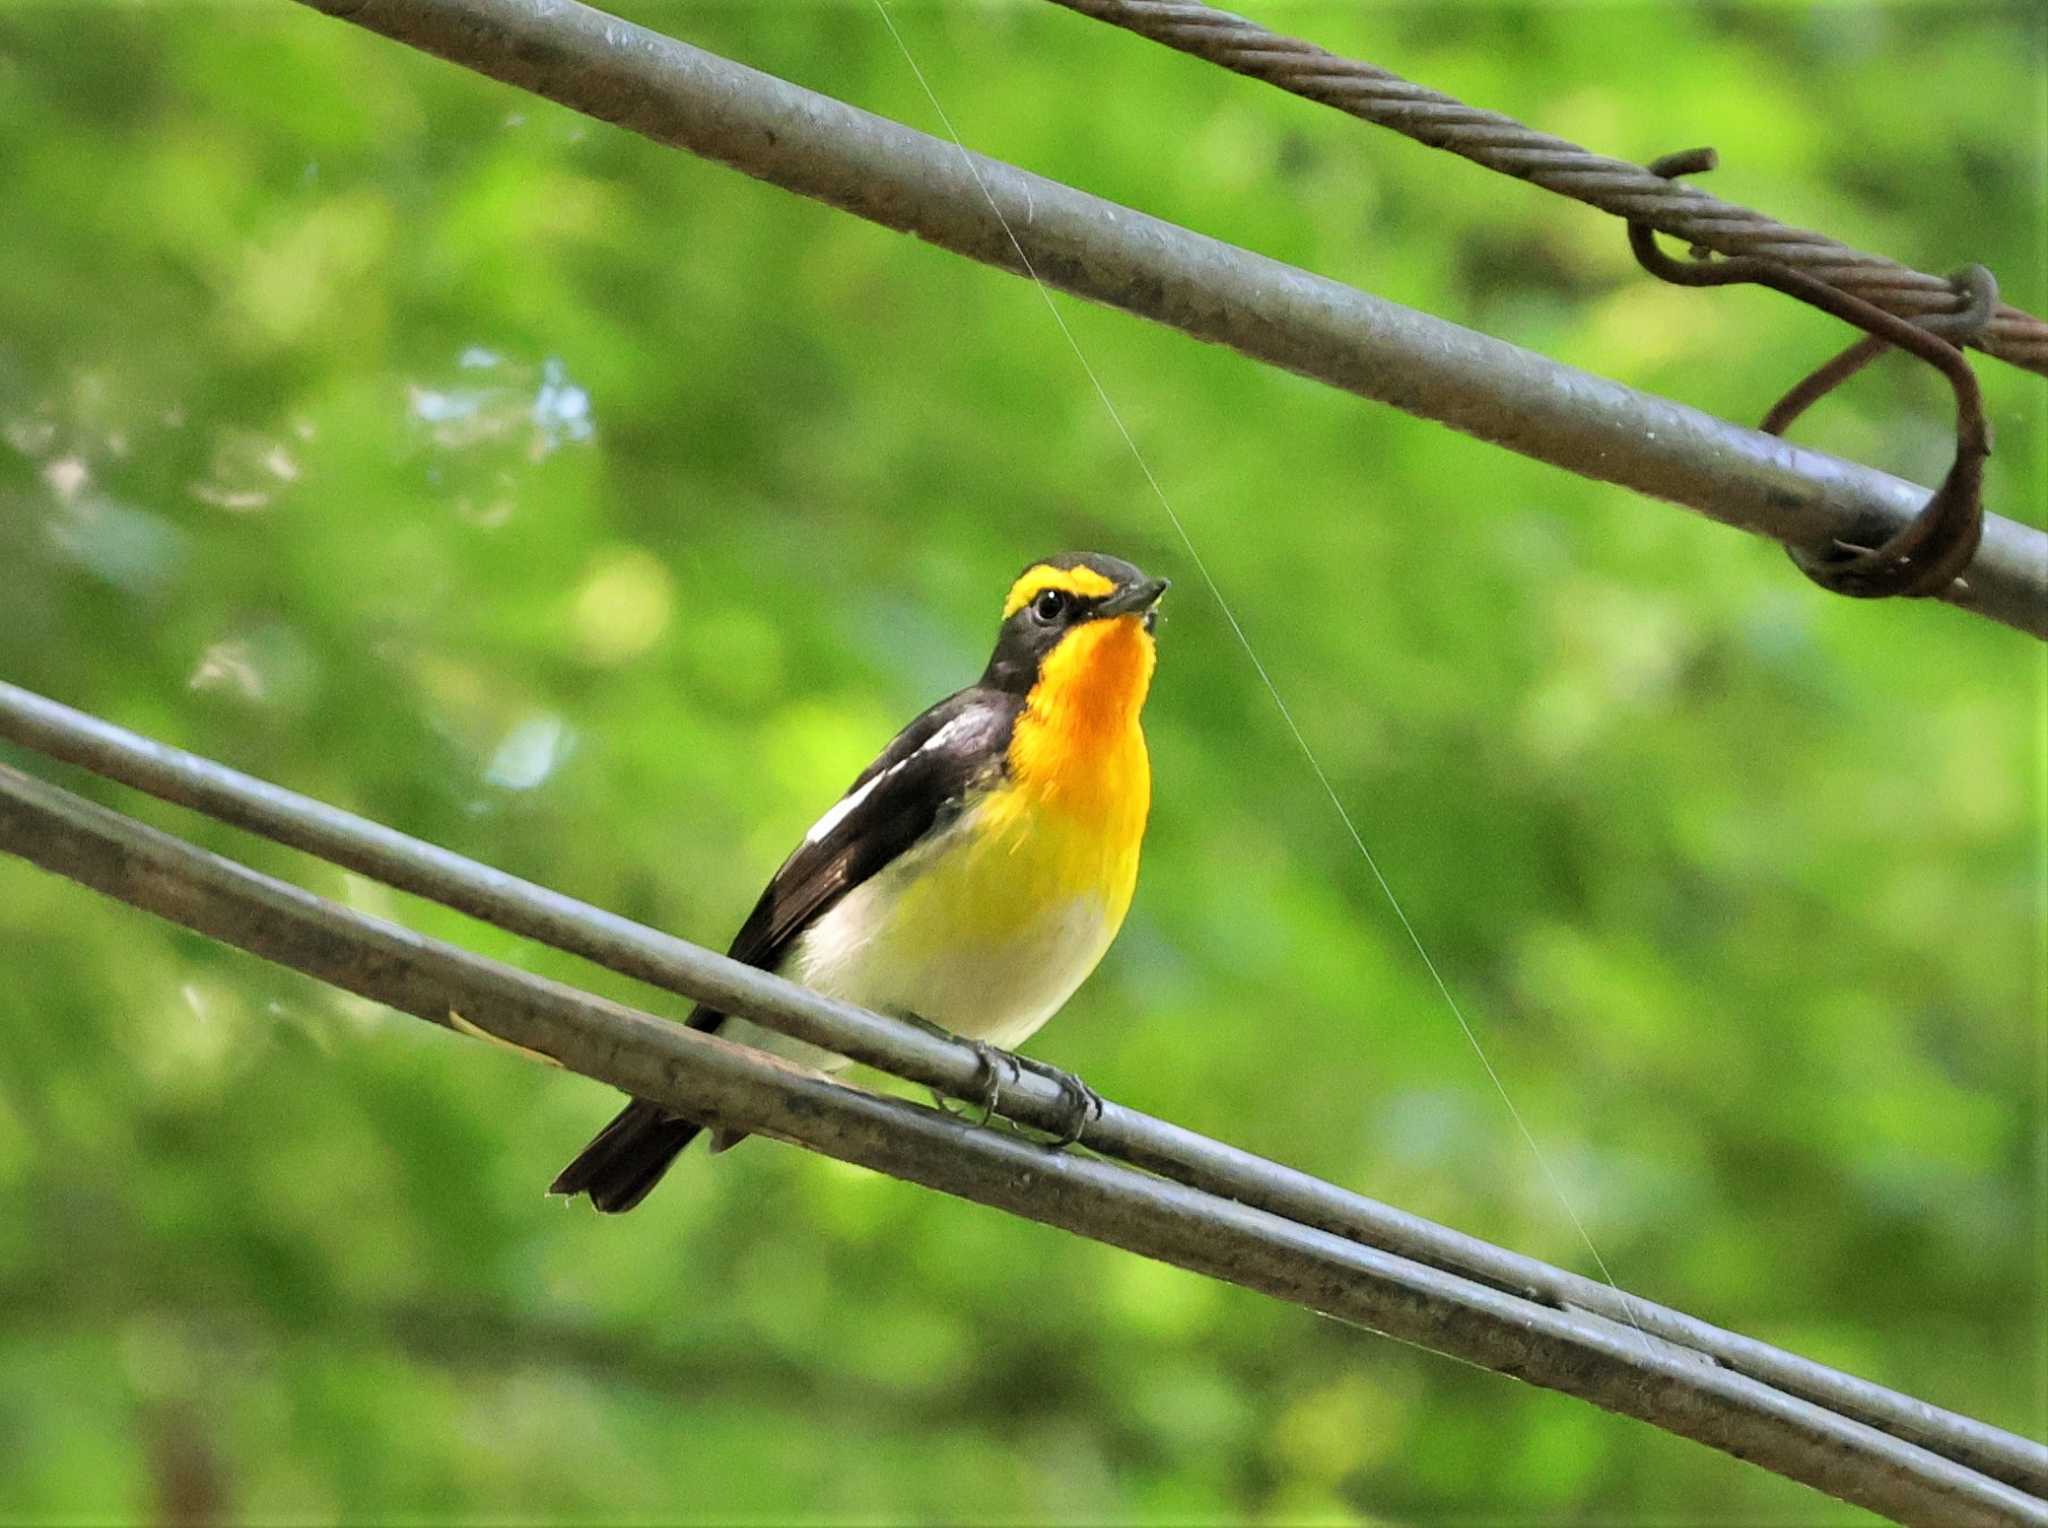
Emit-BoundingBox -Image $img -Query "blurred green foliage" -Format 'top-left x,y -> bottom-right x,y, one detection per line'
1,1 -> 2042,1522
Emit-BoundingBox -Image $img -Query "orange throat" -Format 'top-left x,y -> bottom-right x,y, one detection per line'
1009,615 -> 1156,832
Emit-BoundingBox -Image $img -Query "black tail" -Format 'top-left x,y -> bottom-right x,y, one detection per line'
549,1098 -> 703,1214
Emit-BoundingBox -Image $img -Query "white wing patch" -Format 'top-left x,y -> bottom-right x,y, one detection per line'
802,770 -> 881,846
801,713 -> 979,846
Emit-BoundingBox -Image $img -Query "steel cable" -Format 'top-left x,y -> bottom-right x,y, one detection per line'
4,691 -> 2048,1521
291,0 -> 2048,636
4,677 -> 2047,1512
1045,0 -> 2048,379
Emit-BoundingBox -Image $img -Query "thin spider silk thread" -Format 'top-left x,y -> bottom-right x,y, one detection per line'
867,0 -> 1649,1346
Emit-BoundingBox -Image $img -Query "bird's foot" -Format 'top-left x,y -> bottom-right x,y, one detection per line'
909,1014 -> 1019,1127
903,1013 -> 1098,1144
1010,1053 -> 1104,1148
964,1041 -> 1022,1127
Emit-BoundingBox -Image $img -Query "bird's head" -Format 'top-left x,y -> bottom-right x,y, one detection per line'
983,552 -> 1169,729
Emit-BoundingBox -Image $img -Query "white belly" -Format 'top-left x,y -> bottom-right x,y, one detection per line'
718,801 -> 1123,1071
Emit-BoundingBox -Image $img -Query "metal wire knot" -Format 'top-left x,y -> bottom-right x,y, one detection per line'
1628,148 -> 1994,601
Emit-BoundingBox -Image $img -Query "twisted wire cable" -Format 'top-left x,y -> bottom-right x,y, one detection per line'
1048,0 -> 2048,379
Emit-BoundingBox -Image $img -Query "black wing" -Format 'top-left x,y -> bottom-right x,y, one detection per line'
550,686 -> 1016,1209
687,685 -> 1016,1032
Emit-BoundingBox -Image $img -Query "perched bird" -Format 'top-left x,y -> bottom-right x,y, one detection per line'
550,551 -> 1168,1212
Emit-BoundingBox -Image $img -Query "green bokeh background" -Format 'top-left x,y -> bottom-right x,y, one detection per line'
1,2 -> 2043,1522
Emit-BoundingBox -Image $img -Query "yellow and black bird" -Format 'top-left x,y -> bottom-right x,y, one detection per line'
550,552 -> 1169,1212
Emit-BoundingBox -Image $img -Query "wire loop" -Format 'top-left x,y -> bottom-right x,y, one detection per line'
1628,150 -> 1993,600
1047,0 -> 2048,378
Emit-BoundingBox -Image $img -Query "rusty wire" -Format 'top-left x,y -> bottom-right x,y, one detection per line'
1043,0 -> 2048,380
1625,149 -> 1994,599
290,0 -> 2048,637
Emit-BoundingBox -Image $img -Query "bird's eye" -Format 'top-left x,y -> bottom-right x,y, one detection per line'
1030,588 -> 1071,624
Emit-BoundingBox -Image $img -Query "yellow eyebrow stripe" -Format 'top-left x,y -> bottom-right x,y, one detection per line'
1002,563 -> 1118,618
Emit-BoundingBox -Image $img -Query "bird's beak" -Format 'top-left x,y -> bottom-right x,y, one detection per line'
1096,577 -> 1170,619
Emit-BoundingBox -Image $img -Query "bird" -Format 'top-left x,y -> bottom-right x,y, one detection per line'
549,551 -> 1169,1213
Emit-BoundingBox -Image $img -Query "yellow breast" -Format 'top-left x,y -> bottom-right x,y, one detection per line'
992,611 -> 1155,925
775,612 -> 1157,1053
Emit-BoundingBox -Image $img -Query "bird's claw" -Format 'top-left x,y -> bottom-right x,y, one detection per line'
915,1016 -> 1020,1127
906,1011 -> 1099,1147
1011,1054 -> 1104,1148
964,1040 -> 1022,1127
